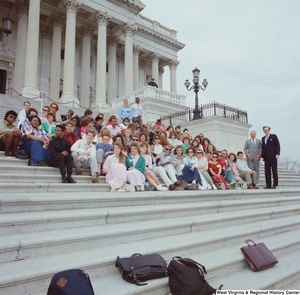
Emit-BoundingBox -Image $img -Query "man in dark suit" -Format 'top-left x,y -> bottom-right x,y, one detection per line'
261,126 -> 280,189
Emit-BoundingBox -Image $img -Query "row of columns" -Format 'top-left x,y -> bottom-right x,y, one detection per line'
14,0 -> 179,108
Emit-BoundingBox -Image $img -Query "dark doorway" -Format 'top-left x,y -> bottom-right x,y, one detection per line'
0,69 -> 7,94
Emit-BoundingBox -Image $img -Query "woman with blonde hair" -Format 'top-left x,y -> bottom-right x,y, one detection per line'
102,142 -> 127,192
98,127 -> 113,144
140,142 -> 167,191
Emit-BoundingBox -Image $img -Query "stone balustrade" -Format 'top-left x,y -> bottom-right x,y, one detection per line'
137,14 -> 177,39
111,86 -> 186,110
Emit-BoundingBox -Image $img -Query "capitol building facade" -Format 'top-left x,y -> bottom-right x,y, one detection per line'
0,0 -> 186,113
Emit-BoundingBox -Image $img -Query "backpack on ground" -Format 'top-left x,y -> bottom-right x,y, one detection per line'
168,256 -> 223,295
47,269 -> 95,295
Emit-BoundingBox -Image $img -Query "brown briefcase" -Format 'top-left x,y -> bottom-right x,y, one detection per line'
241,239 -> 278,272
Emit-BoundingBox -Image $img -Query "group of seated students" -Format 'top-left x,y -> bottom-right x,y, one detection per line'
0,101 -> 259,191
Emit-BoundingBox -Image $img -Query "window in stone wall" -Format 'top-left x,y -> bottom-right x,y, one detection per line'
61,49 -> 65,60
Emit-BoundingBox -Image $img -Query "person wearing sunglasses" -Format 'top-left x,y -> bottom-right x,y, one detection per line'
50,103 -> 62,123
208,152 -> 230,190
157,145 -> 183,186
0,110 -> 22,157
41,106 -> 50,124
182,148 -> 206,190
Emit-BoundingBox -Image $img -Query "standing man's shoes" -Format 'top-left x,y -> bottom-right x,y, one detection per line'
67,177 -> 76,183
263,186 -> 271,189
61,176 -> 68,183
272,186 -> 277,189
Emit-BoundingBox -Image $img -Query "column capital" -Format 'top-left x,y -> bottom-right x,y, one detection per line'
79,24 -> 95,38
159,67 -> 165,74
14,0 -> 29,15
149,52 -> 162,63
169,59 -> 180,70
49,13 -> 65,28
133,45 -> 143,56
107,34 -> 119,47
63,0 -> 81,12
75,37 -> 82,49
122,23 -> 136,37
117,52 -> 124,63
40,26 -> 52,40
139,60 -> 146,69
95,10 -> 111,26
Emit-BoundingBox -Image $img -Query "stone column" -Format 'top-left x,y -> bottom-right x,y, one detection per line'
49,13 -> 65,101
150,52 -> 161,82
75,37 -> 81,99
139,60 -> 146,88
169,60 -> 179,93
133,45 -> 142,91
79,24 -> 94,108
159,67 -> 164,90
107,35 -> 119,104
123,23 -> 136,95
13,0 -> 29,94
95,10 -> 110,107
22,0 -> 41,98
61,0 -> 81,104
39,26 -> 52,94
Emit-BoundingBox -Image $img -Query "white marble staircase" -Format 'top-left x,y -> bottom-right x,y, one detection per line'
0,151 -> 300,294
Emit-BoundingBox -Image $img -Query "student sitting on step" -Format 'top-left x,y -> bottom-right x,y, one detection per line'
48,125 -> 76,183
0,110 -> 22,158
71,130 -> 99,183
21,115 -> 51,166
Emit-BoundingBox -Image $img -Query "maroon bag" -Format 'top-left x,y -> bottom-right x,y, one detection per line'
241,239 -> 278,272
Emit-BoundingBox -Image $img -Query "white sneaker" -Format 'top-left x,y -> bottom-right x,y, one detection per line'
207,184 -> 212,190
212,184 -> 217,190
198,184 -> 206,190
192,180 -> 196,184
157,184 -> 168,191
111,189 -> 117,192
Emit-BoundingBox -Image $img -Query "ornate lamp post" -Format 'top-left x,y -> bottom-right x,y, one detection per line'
2,1 -> 14,36
184,67 -> 208,120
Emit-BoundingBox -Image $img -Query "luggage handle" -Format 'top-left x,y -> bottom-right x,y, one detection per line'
245,239 -> 257,247
131,253 -> 142,257
172,256 -> 207,275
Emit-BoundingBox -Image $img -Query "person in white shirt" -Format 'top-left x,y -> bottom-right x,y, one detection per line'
106,116 -> 121,136
131,97 -> 144,126
71,130 -> 99,183
236,151 -> 259,189
17,101 -> 31,129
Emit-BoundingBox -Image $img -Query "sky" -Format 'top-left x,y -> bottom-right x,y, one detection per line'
142,0 -> 300,160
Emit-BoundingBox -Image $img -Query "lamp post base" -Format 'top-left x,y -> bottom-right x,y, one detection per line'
193,108 -> 202,120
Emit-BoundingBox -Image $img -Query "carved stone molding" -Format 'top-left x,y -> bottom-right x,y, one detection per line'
40,26 -> 53,40
122,23 -> 136,37
14,0 -> 29,15
117,52 -> 124,63
107,34 -> 119,47
169,59 -> 180,70
0,60 -> 9,67
149,52 -> 161,63
95,10 -> 111,26
75,37 -> 82,49
79,24 -> 95,38
49,13 -> 65,28
159,67 -> 165,74
133,45 -> 142,56
139,60 -> 146,69
63,0 -> 81,12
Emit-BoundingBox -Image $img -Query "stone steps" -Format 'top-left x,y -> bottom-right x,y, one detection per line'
1,141 -> 300,294
2,221 -> 300,295
1,196 -> 300,235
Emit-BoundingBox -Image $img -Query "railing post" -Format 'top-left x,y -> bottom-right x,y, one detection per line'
214,101 -> 216,116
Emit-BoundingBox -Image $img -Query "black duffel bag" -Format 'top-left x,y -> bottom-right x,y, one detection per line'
115,253 -> 168,285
